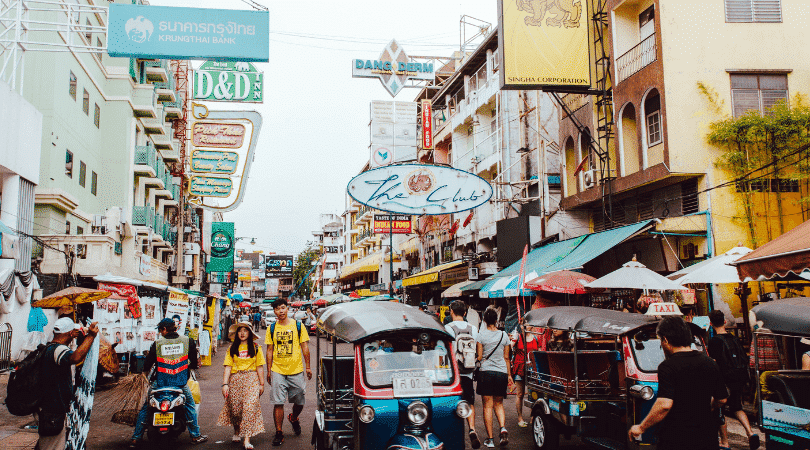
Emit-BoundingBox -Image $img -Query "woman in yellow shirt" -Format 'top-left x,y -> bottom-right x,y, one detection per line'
217,322 -> 265,449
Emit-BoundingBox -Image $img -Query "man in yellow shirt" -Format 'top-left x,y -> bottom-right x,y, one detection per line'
266,299 -> 312,446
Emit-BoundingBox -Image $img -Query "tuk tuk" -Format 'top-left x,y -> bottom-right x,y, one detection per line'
751,298 -> 810,450
522,306 -> 707,449
313,301 -> 471,450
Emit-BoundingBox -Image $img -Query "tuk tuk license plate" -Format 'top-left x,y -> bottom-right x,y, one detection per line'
392,376 -> 433,398
153,412 -> 174,426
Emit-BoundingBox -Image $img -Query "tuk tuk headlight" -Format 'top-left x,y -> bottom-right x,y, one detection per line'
455,400 -> 472,418
407,401 -> 429,426
357,405 -> 375,423
629,384 -> 655,401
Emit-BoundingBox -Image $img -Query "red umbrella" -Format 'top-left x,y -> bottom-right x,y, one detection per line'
313,298 -> 327,307
291,301 -> 303,308
524,270 -> 598,295
238,301 -> 251,308
348,291 -> 361,299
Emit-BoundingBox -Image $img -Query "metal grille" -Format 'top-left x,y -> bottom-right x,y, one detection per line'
682,179 -> 699,214
616,34 -> 657,84
725,0 -> 782,23
0,323 -> 12,372
16,178 -> 35,271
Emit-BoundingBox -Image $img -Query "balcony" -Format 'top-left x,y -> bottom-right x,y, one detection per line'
616,33 -> 656,84
356,229 -> 372,247
354,205 -> 373,225
164,99 -> 182,120
141,108 -> 166,135
132,205 -> 155,228
154,76 -> 177,103
131,85 -> 157,118
134,145 -> 157,176
143,60 -> 169,83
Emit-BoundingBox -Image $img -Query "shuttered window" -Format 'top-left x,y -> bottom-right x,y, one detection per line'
725,0 -> 782,23
730,73 -> 788,117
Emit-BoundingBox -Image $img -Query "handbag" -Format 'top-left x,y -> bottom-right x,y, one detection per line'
37,411 -> 65,437
474,332 -> 504,382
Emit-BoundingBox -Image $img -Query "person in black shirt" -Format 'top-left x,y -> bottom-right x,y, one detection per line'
629,316 -> 728,450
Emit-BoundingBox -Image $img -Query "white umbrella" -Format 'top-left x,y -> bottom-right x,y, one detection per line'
585,259 -> 687,291
668,246 -> 753,285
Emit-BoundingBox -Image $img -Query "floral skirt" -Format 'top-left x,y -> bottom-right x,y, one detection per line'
216,370 -> 265,438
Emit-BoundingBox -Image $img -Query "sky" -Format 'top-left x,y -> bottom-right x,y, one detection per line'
149,0 -> 499,256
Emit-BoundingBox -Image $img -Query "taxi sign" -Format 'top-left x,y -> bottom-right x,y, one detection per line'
645,302 -> 682,316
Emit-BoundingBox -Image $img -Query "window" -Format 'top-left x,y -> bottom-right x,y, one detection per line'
69,71 -> 77,100
65,150 -> 73,178
85,19 -> 92,42
65,221 -> 71,234
82,89 -> 89,115
79,161 -> 86,187
645,93 -> 662,146
76,226 -> 84,235
94,104 -> 100,128
725,0 -> 781,23
91,171 -> 97,195
639,5 -> 655,40
730,73 -> 788,117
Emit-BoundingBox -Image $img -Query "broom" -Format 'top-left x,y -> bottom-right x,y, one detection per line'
97,373 -> 150,427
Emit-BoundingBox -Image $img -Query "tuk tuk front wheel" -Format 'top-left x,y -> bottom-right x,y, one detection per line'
532,413 -> 559,450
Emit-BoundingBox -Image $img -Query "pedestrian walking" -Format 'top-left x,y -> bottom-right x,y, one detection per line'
476,308 -> 513,448
629,316 -> 728,450
218,322 -> 265,449
253,310 -> 261,331
510,322 -> 539,428
444,300 -> 481,449
708,310 -> 760,450
265,299 -> 312,446
130,318 -> 208,448
36,318 -> 99,450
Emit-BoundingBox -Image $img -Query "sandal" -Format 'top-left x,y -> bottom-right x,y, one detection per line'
232,435 -> 242,443
244,444 -> 254,450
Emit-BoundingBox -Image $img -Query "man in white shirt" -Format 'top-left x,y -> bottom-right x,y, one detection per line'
444,300 -> 481,449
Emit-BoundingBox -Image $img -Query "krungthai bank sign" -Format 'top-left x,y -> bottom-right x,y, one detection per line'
107,4 -> 269,62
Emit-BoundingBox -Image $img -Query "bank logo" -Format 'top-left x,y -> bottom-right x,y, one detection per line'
125,16 -> 153,43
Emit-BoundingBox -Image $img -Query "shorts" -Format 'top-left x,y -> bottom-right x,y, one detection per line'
476,371 -> 507,397
724,385 -> 744,413
460,376 -> 475,405
271,371 -> 306,405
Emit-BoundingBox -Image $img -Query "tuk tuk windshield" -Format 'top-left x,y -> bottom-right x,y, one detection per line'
361,336 -> 454,388
630,329 -> 706,373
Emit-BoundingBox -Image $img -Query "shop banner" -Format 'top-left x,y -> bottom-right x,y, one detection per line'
265,255 -> 293,278
194,61 -> 263,103
207,222 -> 235,273
421,99 -> 433,150
166,291 -> 190,335
107,4 -> 269,62
98,282 -> 141,319
238,270 -> 251,281
440,267 -> 468,287
373,214 -> 412,234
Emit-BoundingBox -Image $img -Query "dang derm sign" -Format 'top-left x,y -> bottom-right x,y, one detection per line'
107,4 -> 269,62
348,164 -> 493,215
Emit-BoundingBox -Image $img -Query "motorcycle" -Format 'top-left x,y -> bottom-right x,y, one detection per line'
146,387 -> 187,449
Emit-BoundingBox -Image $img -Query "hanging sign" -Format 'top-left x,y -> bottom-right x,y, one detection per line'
207,222 -> 234,273
194,61 -> 263,103
265,255 -> 294,278
421,99 -> 433,150
352,40 -> 435,97
373,214 -> 412,234
348,164 -> 493,215
166,291 -> 190,334
191,150 -> 239,174
107,4 -> 269,62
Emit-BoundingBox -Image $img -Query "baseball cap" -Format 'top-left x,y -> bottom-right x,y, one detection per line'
53,317 -> 80,334
156,318 -> 176,330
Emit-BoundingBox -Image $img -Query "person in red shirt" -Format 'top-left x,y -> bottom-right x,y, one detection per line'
510,322 -> 540,427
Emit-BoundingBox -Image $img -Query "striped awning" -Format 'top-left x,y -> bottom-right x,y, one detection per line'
402,260 -> 464,287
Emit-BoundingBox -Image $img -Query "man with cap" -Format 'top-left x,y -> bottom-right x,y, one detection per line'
129,318 -> 208,448
36,317 -> 98,450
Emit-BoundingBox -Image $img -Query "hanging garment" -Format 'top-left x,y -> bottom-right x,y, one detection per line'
198,329 -> 211,357
28,307 -> 48,332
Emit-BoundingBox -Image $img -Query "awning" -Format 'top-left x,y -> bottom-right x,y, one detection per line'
339,252 -> 385,279
733,219 -> 810,281
402,260 -> 464,287
399,236 -> 419,255
460,278 -> 492,294
441,280 -> 475,298
480,221 -> 654,298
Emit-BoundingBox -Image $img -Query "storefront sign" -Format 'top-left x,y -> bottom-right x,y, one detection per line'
370,283 -> 386,292
373,214 -> 412,234
192,123 -> 246,148
190,175 -> 233,197
194,61 -> 263,102
348,164 -> 493,215
139,254 -> 152,277
207,222 -> 234,273
352,40 -> 434,97
370,101 -> 417,168
440,267 -> 468,287
191,150 -> 239,174
265,278 -> 279,297
265,255 -> 293,278
421,100 -> 433,150
238,270 -> 251,281
107,4 -> 269,62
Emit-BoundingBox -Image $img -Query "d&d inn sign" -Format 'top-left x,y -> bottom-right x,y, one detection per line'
194,61 -> 263,103
348,164 -> 493,216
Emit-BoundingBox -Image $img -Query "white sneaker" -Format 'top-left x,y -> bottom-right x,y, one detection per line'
483,438 -> 495,449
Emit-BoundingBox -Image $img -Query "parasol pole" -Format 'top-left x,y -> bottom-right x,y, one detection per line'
516,244 -> 529,323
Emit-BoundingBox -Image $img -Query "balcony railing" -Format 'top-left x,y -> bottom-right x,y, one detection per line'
134,144 -> 157,166
616,33 -> 657,84
132,205 -> 155,226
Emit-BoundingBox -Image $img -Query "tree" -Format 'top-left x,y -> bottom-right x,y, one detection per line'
292,242 -> 321,299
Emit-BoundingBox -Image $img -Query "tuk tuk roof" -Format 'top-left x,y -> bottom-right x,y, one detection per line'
752,298 -> 810,336
524,306 -> 658,336
317,301 -> 452,342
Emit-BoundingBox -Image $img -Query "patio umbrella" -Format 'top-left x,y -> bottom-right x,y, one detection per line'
524,270 -> 598,294
32,287 -> 112,309
585,259 -> 687,291
357,294 -> 399,302
668,246 -> 753,285
291,301 -> 303,308
348,291 -> 361,299
313,298 -> 327,307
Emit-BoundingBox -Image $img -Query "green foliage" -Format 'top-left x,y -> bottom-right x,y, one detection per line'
292,242 -> 321,299
697,81 -> 725,116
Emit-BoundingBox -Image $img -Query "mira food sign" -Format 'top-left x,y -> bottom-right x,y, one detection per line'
348,164 -> 493,215
107,4 -> 269,62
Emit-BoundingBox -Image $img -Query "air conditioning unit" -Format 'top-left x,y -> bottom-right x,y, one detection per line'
468,267 -> 479,280
583,170 -> 596,189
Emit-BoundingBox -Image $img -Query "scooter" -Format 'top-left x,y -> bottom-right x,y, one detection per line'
146,387 -> 187,449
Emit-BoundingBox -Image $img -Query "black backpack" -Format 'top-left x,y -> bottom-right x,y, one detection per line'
5,343 -> 57,416
716,334 -> 751,385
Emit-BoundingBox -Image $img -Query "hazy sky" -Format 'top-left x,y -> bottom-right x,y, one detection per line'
150,0 -> 498,255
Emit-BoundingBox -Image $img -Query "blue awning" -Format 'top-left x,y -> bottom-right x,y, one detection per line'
480,221 -> 654,298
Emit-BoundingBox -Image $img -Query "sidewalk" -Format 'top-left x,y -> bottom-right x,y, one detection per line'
0,373 -> 39,450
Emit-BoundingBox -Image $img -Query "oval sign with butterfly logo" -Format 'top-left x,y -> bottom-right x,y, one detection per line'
348,164 -> 493,215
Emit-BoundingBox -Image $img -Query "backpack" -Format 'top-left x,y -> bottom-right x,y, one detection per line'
5,343 -> 58,416
716,334 -> 751,385
270,320 -> 303,342
449,323 -> 477,374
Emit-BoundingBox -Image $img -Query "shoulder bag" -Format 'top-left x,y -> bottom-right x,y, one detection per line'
473,332 -> 504,382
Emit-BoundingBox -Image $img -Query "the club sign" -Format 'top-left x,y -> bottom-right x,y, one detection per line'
348,164 -> 492,215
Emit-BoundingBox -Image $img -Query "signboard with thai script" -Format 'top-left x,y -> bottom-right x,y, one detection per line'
348,164 -> 493,215
194,61 -> 263,103
498,0 -> 591,90
421,100 -> 433,150
265,255 -> 294,278
352,39 -> 434,97
107,4 -> 269,62
186,109 -> 262,212
373,214 -> 412,234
